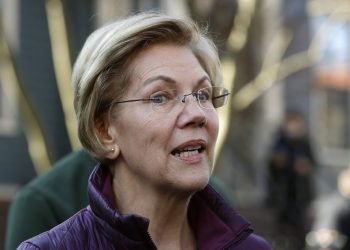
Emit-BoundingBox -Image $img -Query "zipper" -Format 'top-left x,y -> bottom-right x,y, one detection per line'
145,231 -> 158,250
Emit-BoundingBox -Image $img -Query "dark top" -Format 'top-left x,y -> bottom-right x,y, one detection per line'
18,164 -> 271,249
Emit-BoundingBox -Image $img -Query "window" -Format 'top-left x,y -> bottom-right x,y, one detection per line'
310,14 -> 350,167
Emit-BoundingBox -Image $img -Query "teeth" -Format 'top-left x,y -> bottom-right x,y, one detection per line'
183,145 -> 201,151
174,149 -> 199,158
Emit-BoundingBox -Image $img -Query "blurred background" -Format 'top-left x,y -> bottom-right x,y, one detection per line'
1,0 -> 350,249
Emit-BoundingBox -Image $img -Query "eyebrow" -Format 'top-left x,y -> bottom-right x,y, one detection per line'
143,75 -> 211,87
143,75 -> 176,86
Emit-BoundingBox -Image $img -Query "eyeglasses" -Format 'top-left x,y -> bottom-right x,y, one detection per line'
112,86 -> 230,113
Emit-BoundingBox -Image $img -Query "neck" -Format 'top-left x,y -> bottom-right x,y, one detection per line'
147,202 -> 196,250
111,164 -> 196,250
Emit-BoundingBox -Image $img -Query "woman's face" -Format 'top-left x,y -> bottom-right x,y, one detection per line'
111,43 -> 219,193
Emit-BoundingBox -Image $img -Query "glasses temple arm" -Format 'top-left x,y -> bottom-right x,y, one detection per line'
212,93 -> 230,100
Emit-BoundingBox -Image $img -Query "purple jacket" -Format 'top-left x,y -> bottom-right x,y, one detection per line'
18,164 -> 272,250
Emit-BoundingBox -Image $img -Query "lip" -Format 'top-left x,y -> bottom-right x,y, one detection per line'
171,139 -> 207,163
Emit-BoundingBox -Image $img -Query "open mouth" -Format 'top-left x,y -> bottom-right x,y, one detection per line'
171,142 -> 206,158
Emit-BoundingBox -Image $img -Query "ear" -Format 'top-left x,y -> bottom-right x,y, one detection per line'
96,120 -> 120,160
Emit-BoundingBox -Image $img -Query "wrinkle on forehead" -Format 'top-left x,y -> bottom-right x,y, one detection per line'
127,45 -> 210,93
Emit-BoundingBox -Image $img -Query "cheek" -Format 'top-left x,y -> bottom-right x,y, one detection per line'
145,115 -> 175,148
208,112 -> 220,140
117,109 -> 169,149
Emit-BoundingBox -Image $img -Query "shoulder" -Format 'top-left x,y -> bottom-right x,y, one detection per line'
9,150 -> 95,216
6,151 -> 96,250
12,150 -> 95,209
16,242 -> 40,250
30,150 -> 95,188
17,208 -> 96,249
236,233 -> 272,250
13,150 -> 94,196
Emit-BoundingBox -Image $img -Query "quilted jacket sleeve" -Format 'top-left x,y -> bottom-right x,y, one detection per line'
17,242 -> 40,250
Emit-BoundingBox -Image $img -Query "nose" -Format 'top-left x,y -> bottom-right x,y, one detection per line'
177,95 -> 207,128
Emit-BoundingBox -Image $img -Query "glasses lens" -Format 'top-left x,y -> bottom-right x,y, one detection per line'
198,87 -> 230,109
150,89 -> 177,113
212,87 -> 230,108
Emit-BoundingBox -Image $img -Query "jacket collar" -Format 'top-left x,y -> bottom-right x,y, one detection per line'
88,164 -> 253,249
189,186 -> 253,249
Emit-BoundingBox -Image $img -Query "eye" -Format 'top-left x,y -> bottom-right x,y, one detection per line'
150,95 -> 166,104
149,90 -> 176,105
196,88 -> 211,102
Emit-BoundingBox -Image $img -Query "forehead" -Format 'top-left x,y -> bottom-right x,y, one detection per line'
128,43 -> 209,89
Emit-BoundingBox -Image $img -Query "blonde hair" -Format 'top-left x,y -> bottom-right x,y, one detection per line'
72,12 -> 222,162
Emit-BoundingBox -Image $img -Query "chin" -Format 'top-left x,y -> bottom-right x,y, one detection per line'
175,174 -> 210,194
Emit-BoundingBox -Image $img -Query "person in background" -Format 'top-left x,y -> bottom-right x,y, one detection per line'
18,12 -> 271,249
306,167 -> 350,250
4,150 -> 95,250
267,110 -> 316,248
335,168 -> 350,249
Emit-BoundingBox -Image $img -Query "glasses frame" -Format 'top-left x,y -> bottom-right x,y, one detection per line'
112,86 -> 230,112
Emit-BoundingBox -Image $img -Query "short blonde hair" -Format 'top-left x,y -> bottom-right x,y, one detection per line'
72,12 -> 223,162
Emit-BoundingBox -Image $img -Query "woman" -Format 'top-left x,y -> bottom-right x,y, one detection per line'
18,13 -> 271,249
